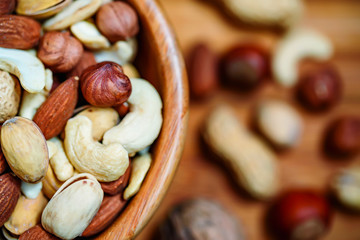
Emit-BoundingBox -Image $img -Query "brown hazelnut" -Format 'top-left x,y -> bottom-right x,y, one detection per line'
67,51 -> 97,78
220,44 -> 269,91
268,190 -> 332,240
96,2 -> 139,42
324,117 -> 360,157
0,0 -> 15,15
37,31 -> 84,73
187,43 -> 218,100
297,67 -> 342,111
80,61 -> 132,107
114,102 -> 130,118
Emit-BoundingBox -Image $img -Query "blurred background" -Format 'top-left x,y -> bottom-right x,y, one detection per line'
137,0 -> 360,239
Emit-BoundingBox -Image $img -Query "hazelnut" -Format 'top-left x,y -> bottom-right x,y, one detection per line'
0,0 -> 15,15
96,2 -> 139,42
67,51 -> 97,78
324,116 -> 360,157
268,190 -> 332,240
37,31 -> 84,73
80,61 -> 132,107
114,102 -> 130,118
297,67 -> 341,111
220,44 -> 269,91
187,43 -> 218,100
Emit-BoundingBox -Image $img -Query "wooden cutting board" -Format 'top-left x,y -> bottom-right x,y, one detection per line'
137,0 -> 360,239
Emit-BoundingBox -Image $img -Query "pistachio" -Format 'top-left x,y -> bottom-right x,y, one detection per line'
42,173 -> 103,239
1,117 -> 49,183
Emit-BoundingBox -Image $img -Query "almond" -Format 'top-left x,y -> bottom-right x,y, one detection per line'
0,147 -> 8,174
0,173 -> 21,226
101,165 -> 131,195
33,76 -> 79,140
0,15 -> 41,49
19,225 -> 60,240
81,194 -> 127,237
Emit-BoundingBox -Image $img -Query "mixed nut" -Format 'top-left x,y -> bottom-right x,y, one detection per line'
0,0 -> 163,239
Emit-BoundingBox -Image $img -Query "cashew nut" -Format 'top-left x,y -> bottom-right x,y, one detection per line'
202,105 -> 279,199
48,137 -> 74,182
103,78 -> 163,154
64,115 -> 129,182
124,152 -> 152,200
273,28 -> 333,87
70,21 -> 110,50
94,38 -> 138,65
123,63 -> 140,79
19,69 -> 53,120
77,107 -> 119,141
43,0 -> 102,31
214,0 -> 303,29
0,47 -> 46,93
21,181 -> 43,199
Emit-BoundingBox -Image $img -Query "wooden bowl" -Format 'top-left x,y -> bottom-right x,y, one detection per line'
96,0 -> 188,239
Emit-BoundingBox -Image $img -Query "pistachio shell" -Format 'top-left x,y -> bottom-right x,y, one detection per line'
16,0 -> 72,19
42,173 -> 103,239
1,117 -> 49,183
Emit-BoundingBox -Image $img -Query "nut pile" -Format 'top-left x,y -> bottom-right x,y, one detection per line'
0,0 -> 163,239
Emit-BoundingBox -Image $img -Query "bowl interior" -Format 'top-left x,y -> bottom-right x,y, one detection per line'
96,0 -> 188,239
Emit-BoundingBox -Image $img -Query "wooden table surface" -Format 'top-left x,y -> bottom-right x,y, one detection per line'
137,0 -> 360,239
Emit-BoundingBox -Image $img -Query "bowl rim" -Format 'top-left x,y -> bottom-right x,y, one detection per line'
96,0 -> 189,239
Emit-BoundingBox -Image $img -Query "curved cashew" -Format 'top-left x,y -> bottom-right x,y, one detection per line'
70,21 -> 110,50
103,78 -> 163,154
77,107 -> 119,141
124,152 -> 152,200
43,0 -> 101,31
0,47 -> 45,93
48,137 -> 74,182
64,115 -> 129,182
273,28 -> 333,87
94,38 -> 138,65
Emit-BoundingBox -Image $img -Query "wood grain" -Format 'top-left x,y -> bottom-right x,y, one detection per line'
96,0 -> 189,239
137,0 -> 360,240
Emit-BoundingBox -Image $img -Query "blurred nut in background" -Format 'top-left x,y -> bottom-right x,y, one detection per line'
221,44 -> 268,91
187,43 -> 218,99
67,51 -> 97,78
268,190 -> 332,240
255,100 -> 303,149
297,67 -> 341,111
96,1 -> 139,42
37,31 -> 84,73
157,199 -> 244,240
0,0 -> 15,15
331,167 -> 360,211
324,116 -> 360,157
